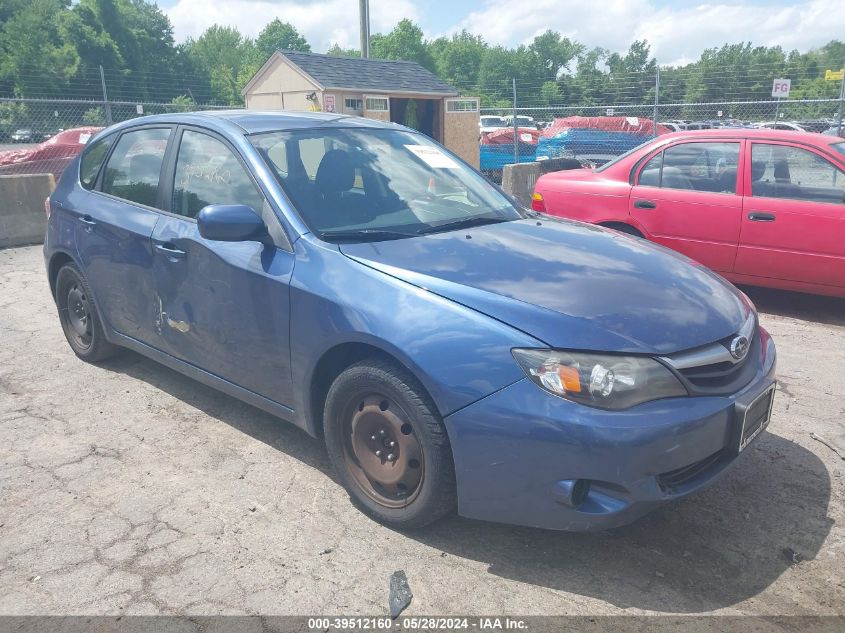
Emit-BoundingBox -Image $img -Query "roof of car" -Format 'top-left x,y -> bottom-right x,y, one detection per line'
661,128 -> 840,145
101,109 -> 402,136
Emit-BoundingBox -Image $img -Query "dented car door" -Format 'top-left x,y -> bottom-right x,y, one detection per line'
150,127 -> 296,407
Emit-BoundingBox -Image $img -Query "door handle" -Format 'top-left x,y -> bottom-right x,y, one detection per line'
79,215 -> 96,232
154,242 -> 186,260
748,212 -> 776,222
634,200 -> 657,209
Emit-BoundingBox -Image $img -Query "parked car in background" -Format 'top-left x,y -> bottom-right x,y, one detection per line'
532,128 -> 845,298
0,127 -> 102,181
10,128 -> 42,143
44,111 -> 776,532
680,122 -> 713,130
756,121 -> 808,132
823,125 -> 844,138
504,115 -> 538,129
479,115 -> 507,135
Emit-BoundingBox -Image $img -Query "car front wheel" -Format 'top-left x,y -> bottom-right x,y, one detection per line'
323,359 -> 456,529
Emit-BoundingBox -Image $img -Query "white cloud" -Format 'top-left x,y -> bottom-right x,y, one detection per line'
166,0 -> 420,49
455,0 -> 844,65
164,0 -> 844,66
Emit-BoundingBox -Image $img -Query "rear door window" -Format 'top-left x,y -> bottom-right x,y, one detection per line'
750,143 -> 845,204
101,128 -> 171,208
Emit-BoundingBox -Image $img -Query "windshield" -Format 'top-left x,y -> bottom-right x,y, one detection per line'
832,142 -> 845,158
480,116 -> 506,127
595,138 -> 657,173
251,128 -> 522,241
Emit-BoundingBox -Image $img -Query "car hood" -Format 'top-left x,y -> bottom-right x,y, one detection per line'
339,218 -> 748,355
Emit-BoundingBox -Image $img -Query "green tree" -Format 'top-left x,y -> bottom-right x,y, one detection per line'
370,19 -> 435,71
529,30 -> 582,78
0,0 -> 79,97
254,19 -> 310,62
430,30 -> 487,90
539,80 -> 562,106
185,25 -> 253,104
326,43 -> 359,57
606,40 -> 657,104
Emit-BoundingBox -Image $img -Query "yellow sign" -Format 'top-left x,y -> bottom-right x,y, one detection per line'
824,69 -> 844,81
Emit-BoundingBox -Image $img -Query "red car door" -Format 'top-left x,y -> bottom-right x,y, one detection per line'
736,141 -> 845,291
628,140 -> 744,273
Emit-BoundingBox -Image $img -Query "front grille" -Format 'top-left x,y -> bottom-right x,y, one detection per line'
660,317 -> 761,396
678,348 -> 751,390
657,449 -> 726,493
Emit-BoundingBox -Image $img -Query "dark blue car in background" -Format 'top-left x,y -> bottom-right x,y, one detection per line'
44,111 -> 777,531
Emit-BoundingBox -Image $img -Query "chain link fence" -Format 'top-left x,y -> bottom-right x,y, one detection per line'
479,97 -> 844,182
468,60 -> 845,181
0,96 -> 238,180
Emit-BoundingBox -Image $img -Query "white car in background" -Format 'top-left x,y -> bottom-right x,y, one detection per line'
503,115 -> 537,129
480,115 -> 508,135
756,121 -> 808,132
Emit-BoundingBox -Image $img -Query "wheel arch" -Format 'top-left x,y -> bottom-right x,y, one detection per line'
598,221 -> 645,238
47,250 -> 78,299
306,340 -> 436,440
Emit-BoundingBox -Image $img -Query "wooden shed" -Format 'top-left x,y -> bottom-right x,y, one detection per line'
240,50 -> 480,167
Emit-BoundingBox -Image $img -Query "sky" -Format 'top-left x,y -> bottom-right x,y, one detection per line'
157,0 -> 845,66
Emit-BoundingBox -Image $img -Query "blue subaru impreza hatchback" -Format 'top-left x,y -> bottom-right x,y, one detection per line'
44,111 -> 777,531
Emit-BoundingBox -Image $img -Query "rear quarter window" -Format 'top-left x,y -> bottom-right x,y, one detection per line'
79,136 -> 114,190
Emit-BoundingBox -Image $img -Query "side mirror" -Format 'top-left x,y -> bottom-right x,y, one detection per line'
197,204 -> 267,243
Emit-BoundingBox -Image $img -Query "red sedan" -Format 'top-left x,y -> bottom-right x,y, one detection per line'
532,129 -> 845,297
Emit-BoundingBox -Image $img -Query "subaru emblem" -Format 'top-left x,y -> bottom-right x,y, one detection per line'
730,335 -> 749,360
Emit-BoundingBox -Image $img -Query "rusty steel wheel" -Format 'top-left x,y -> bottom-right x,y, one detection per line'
324,359 -> 456,528
343,394 -> 424,508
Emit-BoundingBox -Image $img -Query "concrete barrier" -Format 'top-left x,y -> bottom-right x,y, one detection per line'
0,174 -> 55,248
501,162 -> 540,207
502,158 -> 589,208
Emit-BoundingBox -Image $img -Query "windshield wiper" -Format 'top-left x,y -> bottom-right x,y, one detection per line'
319,228 -> 419,242
416,215 -> 508,235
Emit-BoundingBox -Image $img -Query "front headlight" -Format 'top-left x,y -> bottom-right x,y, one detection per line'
512,349 -> 687,410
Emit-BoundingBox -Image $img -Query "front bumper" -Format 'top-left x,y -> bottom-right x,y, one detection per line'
444,329 -> 777,531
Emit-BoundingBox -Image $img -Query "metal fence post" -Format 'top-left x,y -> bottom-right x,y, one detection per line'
653,67 -> 660,136
99,65 -> 113,125
837,58 -> 845,137
512,78 -> 518,165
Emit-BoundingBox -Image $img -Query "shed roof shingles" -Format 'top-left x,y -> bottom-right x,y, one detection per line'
280,50 -> 458,95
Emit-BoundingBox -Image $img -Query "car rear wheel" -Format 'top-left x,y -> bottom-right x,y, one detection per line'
55,263 -> 119,362
323,359 -> 456,529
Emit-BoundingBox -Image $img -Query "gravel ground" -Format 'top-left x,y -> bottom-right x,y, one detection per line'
0,244 -> 843,616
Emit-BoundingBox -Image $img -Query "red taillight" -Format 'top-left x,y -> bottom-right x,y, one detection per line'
44,197 -> 52,219
531,192 -> 546,212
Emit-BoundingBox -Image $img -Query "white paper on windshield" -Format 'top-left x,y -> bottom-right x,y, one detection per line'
78,133 -> 92,144
405,144 -> 460,168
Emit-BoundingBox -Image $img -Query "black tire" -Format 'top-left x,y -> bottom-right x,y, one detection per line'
55,263 -> 120,362
323,359 -> 456,529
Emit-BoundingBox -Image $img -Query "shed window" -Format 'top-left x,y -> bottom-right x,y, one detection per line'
344,98 -> 363,112
365,97 -> 389,112
446,98 -> 479,113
